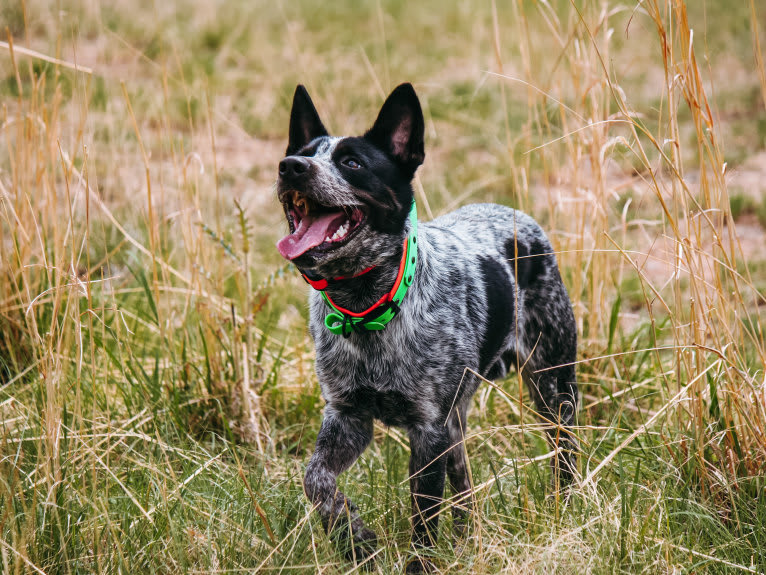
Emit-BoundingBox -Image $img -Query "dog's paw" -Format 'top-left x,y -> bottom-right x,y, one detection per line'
546,479 -> 577,504
405,552 -> 438,575
405,556 -> 436,574
342,526 -> 378,567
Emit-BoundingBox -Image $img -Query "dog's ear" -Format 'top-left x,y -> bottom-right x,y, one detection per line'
364,83 -> 425,178
287,85 -> 329,156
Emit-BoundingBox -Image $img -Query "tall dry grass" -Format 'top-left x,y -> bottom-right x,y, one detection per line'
494,0 -> 766,494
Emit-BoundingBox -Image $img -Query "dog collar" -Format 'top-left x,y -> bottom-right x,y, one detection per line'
301,202 -> 418,337
301,265 -> 377,291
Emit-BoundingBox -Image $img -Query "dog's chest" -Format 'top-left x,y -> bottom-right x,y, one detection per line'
312,326 -> 443,427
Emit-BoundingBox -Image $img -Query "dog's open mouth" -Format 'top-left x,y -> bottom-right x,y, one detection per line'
276,192 -> 365,261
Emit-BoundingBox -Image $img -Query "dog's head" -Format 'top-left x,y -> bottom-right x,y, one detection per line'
276,83 -> 424,277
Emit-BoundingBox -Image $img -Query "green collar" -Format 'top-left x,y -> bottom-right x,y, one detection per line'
317,202 -> 418,337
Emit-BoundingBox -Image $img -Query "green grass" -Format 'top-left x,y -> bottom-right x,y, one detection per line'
1,0 -> 766,573
2,318 -> 764,573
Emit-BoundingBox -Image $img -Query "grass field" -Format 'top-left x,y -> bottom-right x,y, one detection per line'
2,0 -> 766,573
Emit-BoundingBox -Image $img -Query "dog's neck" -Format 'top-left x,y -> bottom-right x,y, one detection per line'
318,245 -> 405,314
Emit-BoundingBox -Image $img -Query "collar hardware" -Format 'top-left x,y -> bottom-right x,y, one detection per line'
301,202 -> 418,337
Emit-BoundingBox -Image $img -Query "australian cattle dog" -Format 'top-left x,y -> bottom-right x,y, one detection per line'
275,83 -> 578,572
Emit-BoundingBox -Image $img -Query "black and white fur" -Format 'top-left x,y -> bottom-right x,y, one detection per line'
276,84 -> 578,572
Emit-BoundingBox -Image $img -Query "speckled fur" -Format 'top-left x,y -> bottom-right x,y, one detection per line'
278,84 -> 578,570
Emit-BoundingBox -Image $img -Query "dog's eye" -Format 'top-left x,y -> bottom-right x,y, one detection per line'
342,157 -> 362,170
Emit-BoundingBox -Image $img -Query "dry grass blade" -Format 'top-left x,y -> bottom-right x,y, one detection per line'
0,39 -> 93,75
581,359 -> 721,489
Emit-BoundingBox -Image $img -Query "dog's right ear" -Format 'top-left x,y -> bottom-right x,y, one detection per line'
286,85 -> 329,156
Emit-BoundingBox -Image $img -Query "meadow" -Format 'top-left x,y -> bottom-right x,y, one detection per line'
1,0 -> 765,572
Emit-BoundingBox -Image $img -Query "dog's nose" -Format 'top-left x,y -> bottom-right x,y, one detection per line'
278,156 -> 311,181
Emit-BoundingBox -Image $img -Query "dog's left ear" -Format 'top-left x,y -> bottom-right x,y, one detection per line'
365,83 -> 425,178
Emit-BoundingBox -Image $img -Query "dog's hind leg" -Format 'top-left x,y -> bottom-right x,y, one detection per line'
446,403 -> 472,537
520,296 -> 579,488
523,362 -> 578,487
304,407 -> 376,564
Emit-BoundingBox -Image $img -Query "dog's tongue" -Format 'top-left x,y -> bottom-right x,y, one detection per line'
277,211 -> 347,260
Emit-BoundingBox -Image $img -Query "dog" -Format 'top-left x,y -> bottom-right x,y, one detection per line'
275,83 -> 578,572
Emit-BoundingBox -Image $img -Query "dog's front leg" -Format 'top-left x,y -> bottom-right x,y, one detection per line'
304,407 -> 376,563
406,425 -> 450,573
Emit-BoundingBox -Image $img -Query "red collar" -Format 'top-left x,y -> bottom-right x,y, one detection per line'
301,265 -> 377,291
300,235 -> 409,317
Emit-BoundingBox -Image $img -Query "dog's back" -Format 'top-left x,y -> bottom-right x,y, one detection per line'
424,203 -> 576,379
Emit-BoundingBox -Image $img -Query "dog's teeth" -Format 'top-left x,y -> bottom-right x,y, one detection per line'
328,222 -> 349,242
323,220 -> 353,244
